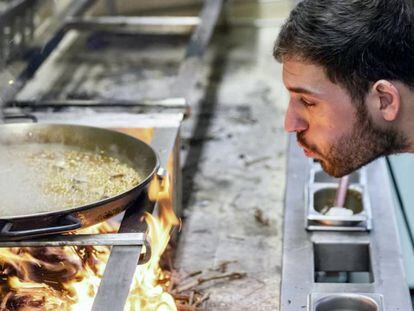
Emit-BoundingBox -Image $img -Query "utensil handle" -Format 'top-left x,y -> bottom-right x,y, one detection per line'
334,175 -> 350,207
0,214 -> 82,238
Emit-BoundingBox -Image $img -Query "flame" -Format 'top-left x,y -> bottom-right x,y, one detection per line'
0,172 -> 179,311
126,172 -> 179,311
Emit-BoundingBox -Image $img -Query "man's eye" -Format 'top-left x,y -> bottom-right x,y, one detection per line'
301,98 -> 315,107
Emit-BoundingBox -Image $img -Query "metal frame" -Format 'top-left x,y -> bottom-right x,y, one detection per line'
3,0 -> 224,115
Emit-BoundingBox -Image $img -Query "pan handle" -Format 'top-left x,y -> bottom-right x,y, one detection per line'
0,214 -> 82,238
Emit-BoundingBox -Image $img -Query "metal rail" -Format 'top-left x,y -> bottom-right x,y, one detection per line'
65,15 -> 200,34
9,97 -> 187,110
0,232 -> 146,247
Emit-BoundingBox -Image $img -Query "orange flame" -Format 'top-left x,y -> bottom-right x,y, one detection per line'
126,173 -> 179,311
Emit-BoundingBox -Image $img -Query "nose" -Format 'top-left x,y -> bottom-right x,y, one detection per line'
284,103 -> 308,133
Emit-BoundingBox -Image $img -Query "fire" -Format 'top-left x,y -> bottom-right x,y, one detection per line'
126,172 -> 179,311
0,173 -> 179,311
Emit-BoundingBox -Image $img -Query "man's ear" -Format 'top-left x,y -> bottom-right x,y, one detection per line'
372,80 -> 401,121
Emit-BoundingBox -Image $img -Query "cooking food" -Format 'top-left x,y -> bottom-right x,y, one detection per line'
0,143 -> 142,217
0,123 -> 157,239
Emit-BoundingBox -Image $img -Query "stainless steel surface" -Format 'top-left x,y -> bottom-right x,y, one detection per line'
334,175 -> 350,207
281,134 -> 412,311
309,293 -> 383,311
0,232 -> 146,247
4,0 -> 222,120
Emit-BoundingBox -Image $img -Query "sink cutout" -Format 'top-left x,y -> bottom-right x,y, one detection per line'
314,243 -> 373,283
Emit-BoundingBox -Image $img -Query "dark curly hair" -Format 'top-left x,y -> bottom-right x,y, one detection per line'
274,0 -> 414,104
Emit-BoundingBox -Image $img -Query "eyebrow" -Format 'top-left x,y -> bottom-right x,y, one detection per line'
287,86 -> 319,95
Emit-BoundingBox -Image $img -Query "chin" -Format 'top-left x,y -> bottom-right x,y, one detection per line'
320,154 -> 380,178
319,160 -> 360,178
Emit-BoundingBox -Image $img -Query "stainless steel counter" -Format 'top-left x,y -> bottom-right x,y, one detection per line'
281,135 -> 412,310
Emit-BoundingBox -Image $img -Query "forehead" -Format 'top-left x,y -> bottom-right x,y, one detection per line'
282,58 -> 346,98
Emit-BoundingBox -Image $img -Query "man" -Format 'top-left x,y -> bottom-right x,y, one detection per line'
274,0 -> 414,177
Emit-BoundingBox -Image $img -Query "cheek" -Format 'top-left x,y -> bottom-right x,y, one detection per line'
307,109 -> 355,151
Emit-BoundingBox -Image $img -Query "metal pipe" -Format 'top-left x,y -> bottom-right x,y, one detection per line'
65,16 -> 200,28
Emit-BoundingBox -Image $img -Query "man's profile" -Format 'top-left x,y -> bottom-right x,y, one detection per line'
274,0 -> 414,177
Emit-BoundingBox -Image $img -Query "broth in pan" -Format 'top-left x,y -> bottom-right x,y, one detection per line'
0,143 -> 142,217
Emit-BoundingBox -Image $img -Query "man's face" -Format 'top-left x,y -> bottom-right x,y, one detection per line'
282,58 -> 407,177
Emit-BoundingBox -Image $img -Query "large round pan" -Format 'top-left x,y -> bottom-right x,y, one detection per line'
0,123 -> 159,240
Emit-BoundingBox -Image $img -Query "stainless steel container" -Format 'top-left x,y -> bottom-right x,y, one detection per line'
308,293 -> 383,311
306,183 -> 372,230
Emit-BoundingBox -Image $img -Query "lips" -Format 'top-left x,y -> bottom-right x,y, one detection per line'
298,141 -> 317,158
303,147 -> 316,157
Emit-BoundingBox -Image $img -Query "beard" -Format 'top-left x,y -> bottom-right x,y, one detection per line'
297,104 -> 409,177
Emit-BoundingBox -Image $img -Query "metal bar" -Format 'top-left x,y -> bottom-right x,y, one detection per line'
173,0 -> 223,110
65,15 -> 200,28
64,16 -> 199,35
0,233 -> 146,247
91,192 -> 153,311
8,97 -> 187,109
